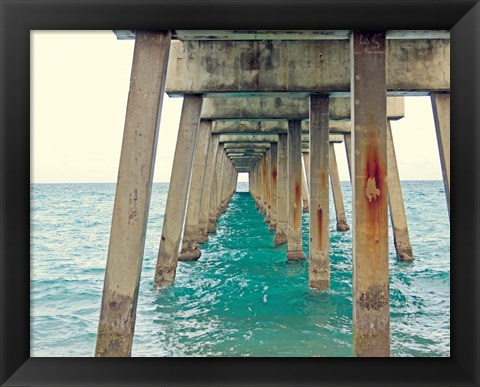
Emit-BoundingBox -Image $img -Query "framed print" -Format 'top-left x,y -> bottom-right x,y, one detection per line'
1,0 -> 479,385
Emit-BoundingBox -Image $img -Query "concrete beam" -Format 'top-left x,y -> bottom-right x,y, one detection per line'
230,159 -> 263,164
226,150 -> 265,155
220,134 -> 344,143
223,142 -> 271,149
202,96 -> 404,121
166,40 -> 449,96
114,30 -> 450,41
213,120 -> 352,134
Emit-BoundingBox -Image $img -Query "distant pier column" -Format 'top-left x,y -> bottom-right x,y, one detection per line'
96,31 -> 171,357
303,151 -> 311,190
256,162 -> 263,210
269,143 -> 278,230
250,165 -> 256,200
301,158 -> 309,213
386,121 -> 413,261
287,120 -> 307,261
197,133 -> 219,243
208,144 -> 224,233
329,143 -> 350,231
252,164 -> 259,206
179,120 -> 211,261
215,151 -> 227,216
431,92 -> 450,218
352,31 -> 390,357
223,161 -> 235,208
309,95 -> 330,288
274,134 -> 288,245
264,149 -> 272,223
219,155 -> 229,213
344,133 -> 353,181
261,154 -> 268,215
154,94 -> 204,288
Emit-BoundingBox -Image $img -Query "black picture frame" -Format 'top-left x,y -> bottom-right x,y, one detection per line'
1,0 -> 479,386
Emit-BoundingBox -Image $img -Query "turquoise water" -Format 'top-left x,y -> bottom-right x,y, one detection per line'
31,181 -> 450,357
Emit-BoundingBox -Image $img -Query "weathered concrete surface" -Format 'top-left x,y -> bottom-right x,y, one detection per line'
220,133 -> 341,143
264,149 -> 272,223
274,134 -> 288,245
214,151 -> 227,219
270,143 -> 278,230
303,152 -> 310,190
386,121 -> 413,261
96,31 -> 171,357
178,120 -> 211,261
351,32 -> 390,357
256,157 -> 265,214
202,96 -> 404,120
301,160 -> 309,213
223,142 -> 271,149
329,143 -> 350,231
344,133 -> 353,181
115,30 -> 450,41
166,40 -> 449,96
197,133 -> 219,243
308,95 -> 330,289
214,120 -> 307,134
287,120 -> 307,261
154,94 -> 203,288
227,150 -> 265,155
431,92 -> 450,219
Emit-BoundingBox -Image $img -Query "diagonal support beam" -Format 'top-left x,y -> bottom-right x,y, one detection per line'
96,31 -> 171,357
154,94 -> 204,288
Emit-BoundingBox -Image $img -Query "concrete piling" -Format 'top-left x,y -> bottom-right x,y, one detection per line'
102,30 -> 450,357
197,132 -> 219,243
343,132 -> 353,181
286,120 -> 307,261
274,133 -> 289,245
303,151 -> 311,191
96,31 -> 171,357
386,121 -> 414,261
351,31 -> 390,357
308,95 -> 330,288
269,143 -> 278,230
431,92 -> 450,218
329,143 -> 350,231
207,144 -> 225,233
178,120 -> 211,261
264,149 -> 272,224
154,94 -> 204,288
301,158 -> 309,213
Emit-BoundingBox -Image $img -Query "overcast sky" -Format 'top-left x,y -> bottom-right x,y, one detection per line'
31,31 -> 443,184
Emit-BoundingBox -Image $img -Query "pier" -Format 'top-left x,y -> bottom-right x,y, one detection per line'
95,30 -> 450,357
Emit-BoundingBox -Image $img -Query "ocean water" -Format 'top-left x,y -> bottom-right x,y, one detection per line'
31,181 -> 450,357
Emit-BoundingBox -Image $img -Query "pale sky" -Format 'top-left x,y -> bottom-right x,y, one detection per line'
31,31 -> 443,184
